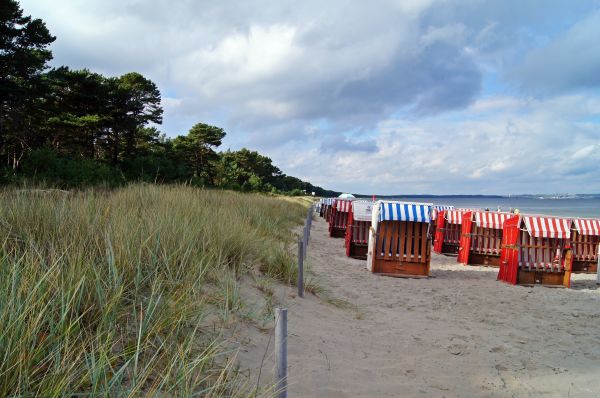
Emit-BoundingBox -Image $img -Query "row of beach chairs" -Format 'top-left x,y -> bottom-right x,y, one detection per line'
317,198 -> 600,288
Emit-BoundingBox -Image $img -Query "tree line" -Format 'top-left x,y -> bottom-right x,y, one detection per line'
0,0 -> 339,196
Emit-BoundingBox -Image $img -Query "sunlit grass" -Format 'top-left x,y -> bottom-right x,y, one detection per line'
0,184 -> 307,396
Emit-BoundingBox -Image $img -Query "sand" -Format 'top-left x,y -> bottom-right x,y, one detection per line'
235,216 -> 600,397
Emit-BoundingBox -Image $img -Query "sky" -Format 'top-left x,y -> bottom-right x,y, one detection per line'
20,0 -> 600,195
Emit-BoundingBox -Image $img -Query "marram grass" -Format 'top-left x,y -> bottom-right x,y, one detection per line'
0,184 -> 306,397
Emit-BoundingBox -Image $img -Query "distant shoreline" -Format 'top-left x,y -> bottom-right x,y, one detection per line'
352,194 -> 600,200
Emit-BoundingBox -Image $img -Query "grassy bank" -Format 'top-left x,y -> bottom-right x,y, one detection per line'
0,184 -> 307,396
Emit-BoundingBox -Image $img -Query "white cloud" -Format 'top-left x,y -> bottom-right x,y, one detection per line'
278,94 -> 600,194
175,25 -> 302,95
18,0 -> 600,193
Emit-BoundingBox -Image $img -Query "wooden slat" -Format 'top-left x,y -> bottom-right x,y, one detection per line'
408,222 -> 416,262
405,221 -> 412,261
376,222 -> 385,258
372,220 -> 431,277
388,222 -> 395,259
413,222 -> 419,261
389,222 -> 399,259
398,221 -> 408,261
420,222 -> 427,263
380,222 -> 387,258
415,222 -> 422,261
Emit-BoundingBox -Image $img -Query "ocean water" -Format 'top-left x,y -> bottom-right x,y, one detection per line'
386,197 -> 600,219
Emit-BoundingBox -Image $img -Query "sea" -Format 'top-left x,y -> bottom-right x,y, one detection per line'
385,197 -> 600,219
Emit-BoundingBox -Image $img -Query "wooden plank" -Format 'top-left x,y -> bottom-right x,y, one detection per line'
376,273 -> 429,279
411,222 -> 418,261
398,221 -> 406,263
420,222 -> 428,264
403,222 -> 411,262
410,222 -> 419,262
386,221 -> 395,260
375,222 -> 385,259
373,258 -> 429,276
390,221 -> 399,260
407,221 -> 415,262
382,222 -> 390,259
468,252 -> 501,267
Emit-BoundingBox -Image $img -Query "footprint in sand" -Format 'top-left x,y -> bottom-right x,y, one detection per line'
447,344 -> 468,356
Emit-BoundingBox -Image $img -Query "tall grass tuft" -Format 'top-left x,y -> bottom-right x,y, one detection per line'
0,184 -> 306,396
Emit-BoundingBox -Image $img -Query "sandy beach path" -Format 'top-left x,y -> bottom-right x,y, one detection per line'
239,216 -> 600,397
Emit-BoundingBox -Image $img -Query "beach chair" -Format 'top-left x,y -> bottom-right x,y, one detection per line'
322,198 -> 334,220
430,205 -> 454,247
367,201 -> 433,277
498,215 -> 573,287
329,199 -> 354,238
433,209 -> 474,255
345,200 -> 374,259
457,211 -> 512,267
570,218 -> 600,273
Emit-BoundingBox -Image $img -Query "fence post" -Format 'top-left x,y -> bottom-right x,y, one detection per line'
275,308 -> 288,398
304,219 -> 308,244
298,239 -> 304,298
303,226 -> 308,258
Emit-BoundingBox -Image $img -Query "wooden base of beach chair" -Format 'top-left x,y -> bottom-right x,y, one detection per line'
376,273 -> 429,279
519,283 -> 567,289
372,259 -> 430,277
348,243 -> 367,259
329,227 -> 346,238
441,242 -> 459,255
516,269 -> 570,287
571,260 -> 598,274
467,252 -> 500,267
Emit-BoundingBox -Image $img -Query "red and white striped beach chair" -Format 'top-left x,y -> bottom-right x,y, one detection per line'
570,218 -> 600,273
430,205 -> 454,247
329,199 -> 354,238
498,215 -> 573,287
457,211 -> 512,267
321,198 -> 334,219
433,209 -> 476,255
345,200 -> 374,259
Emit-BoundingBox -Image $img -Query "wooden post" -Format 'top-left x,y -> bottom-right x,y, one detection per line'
275,308 -> 288,398
298,239 -> 304,298
303,226 -> 308,257
304,219 -> 308,244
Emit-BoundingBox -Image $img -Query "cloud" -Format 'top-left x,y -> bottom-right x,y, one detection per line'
279,94 -> 600,194
320,135 -> 378,154
24,0 -> 482,120
176,25 -> 302,96
18,0 -> 600,193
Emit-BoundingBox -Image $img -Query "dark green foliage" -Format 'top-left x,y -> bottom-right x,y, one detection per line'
0,0 -> 55,169
1,0 -> 339,195
20,148 -> 124,187
172,123 -> 225,184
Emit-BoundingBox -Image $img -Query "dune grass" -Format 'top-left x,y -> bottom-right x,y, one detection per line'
0,184 -> 307,397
